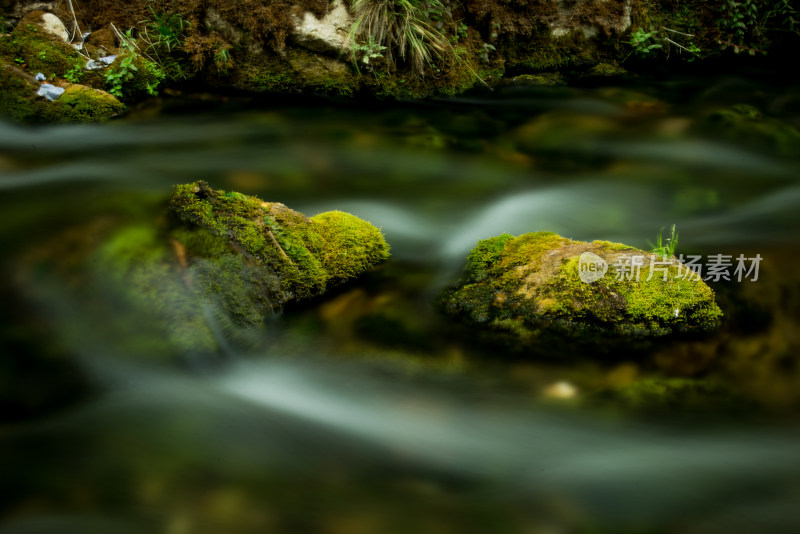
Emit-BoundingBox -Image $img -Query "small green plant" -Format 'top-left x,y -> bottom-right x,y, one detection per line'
13,57 -> 24,65
140,6 -> 190,80
763,0 -> 798,33
491,21 -> 500,39
628,28 -> 663,58
37,50 -> 47,60
105,53 -> 137,98
716,0 -> 798,55
104,26 -> 168,98
479,42 -> 496,63
719,0 -> 759,51
143,5 -> 189,54
625,27 -> 701,61
63,61 -> 84,83
649,225 -> 679,258
451,20 -> 468,43
352,37 -> 387,66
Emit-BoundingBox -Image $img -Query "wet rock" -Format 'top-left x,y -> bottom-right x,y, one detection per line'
440,232 -> 722,347
34,71 -> 45,81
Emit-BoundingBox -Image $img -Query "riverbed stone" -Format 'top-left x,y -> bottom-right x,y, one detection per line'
440,232 -> 722,345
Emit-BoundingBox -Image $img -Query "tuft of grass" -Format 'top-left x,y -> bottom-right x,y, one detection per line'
140,6 -> 190,80
142,6 -> 189,55
348,0 -> 455,76
648,224 -> 679,258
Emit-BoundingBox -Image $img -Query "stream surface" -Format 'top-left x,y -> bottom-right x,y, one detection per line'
1,75 -> 800,533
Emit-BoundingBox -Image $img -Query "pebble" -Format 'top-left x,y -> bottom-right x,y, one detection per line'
37,84 -> 65,101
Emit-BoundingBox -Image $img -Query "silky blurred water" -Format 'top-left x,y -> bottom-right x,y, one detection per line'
1,77 -> 800,533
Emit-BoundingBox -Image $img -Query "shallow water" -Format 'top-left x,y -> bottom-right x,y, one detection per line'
1,76 -> 800,533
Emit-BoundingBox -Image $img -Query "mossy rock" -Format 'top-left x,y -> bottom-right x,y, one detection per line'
440,232 -> 722,350
51,84 -> 124,122
169,181 -> 390,300
703,104 -> 800,157
5,11 -> 81,76
89,182 -> 389,357
0,62 -> 123,123
508,73 -> 566,87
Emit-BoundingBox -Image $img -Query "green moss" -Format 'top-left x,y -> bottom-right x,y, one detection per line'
233,49 -> 358,96
0,61 -> 123,123
51,84 -> 124,122
308,211 -> 391,282
442,232 -> 723,346
591,240 -> 635,251
168,181 -> 390,305
0,62 -> 39,122
510,73 -> 566,86
93,225 -> 219,356
462,233 -> 516,283
7,19 -> 82,75
505,31 -> 593,73
85,183 -> 389,357
105,52 -> 166,101
585,62 -> 628,77
501,231 -> 571,267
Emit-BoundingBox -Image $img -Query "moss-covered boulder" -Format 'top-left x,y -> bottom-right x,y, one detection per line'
169,181 -> 390,302
5,11 -> 80,75
97,181 -> 390,355
440,232 -> 722,347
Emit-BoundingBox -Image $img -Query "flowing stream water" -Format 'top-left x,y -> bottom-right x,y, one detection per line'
1,75 -> 800,533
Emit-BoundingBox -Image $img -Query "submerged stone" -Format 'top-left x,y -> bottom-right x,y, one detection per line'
586,378 -> 755,417
440,232 -> 722,347
703,104 -> 800,157
85,182 -> 390,356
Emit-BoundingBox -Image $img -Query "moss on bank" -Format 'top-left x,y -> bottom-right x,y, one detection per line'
0,62 -> 123,123
441,232 -> 723,349
0,10 -> 124,123
1,1 -> 799,124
